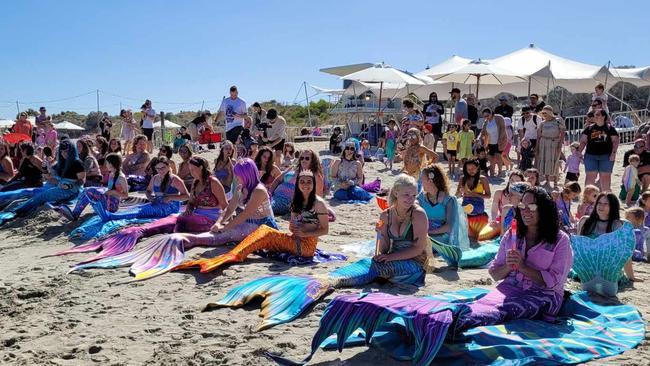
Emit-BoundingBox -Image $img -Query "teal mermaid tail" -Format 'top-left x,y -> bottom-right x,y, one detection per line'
215,257 -> 425,330
206,275 -> 332,331
0,211 -> 16,225
0,186 -> 46,209
571,222 -> 635,296
0,181 -> 80,225
56,216 -> 178,263
431,237 -> 500,268
69,215 -> 154,241
70,234 -> 187,282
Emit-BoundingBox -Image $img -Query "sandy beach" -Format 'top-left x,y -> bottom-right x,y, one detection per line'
1,140 -> 648,366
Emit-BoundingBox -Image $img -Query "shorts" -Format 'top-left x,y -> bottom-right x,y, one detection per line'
584,153 -> 614,173
271,139 -> 285,151
487,144 -> 501,156
142,128 -> 154,141
565,171 -> 580,182
430,123 -> 443,138
446,149 -> 457,158
226,126 -> 244,144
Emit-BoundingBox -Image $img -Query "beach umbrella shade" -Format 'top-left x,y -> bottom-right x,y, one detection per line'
0,120 -> 15,128
340,63 -> 425,116
54,121 -> 85,130
2,133 -> 31,144
427,59 -> 526,99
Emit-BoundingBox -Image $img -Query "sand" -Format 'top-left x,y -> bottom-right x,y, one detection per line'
0,141 -> 648,366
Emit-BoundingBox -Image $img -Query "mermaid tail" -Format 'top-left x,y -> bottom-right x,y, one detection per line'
571,222 -> 635,296
70,234 -> 187,282
174,225 -> 318,273
206,275 -> 331,331
0,183 -> 80,225
360,178 -> 381,193
69,215 -> 155,241
95,198 -> 180,222
268,292 -> 457,366
55,216 -> 178,263
328,257 -> 425,287
467,213 -> 489,239
271,173 -> 295,216
477,223 -> 500,241
0,186 -> 46,209
0,211 -> 16,225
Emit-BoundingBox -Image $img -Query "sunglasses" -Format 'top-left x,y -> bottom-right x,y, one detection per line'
345,146 -> 355,151
635,144 -> 645,148
299,156 -> 311,161
517,202 -> 538,211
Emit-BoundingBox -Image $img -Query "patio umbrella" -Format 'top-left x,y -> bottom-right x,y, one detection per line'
425,59 -> 525,99
340,63 -> 425,117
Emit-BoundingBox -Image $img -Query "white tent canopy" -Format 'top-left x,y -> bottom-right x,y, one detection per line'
611,66 -> 650,87
154,120 -> 181,129
55,121 -> 84,130
341,63 -> 425,86
0,119 -> 15,128
488,44 -> 613,94
416,55 -> 473,80
320,62 -> 375,77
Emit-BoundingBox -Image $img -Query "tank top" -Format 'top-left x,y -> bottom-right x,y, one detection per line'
193,179 -> 219,208
417,191 -> 448,230
337,159 -> 358,182
107,172 -> 126,192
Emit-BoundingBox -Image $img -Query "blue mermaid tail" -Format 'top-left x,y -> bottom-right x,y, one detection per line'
571,222 -> 635,296
95,198 -> 180,222
0,181 -> 80,225
207,275 -> 332,331
214,257 -> 425,330
0,186 -> 48,209
69,215 -> 155,241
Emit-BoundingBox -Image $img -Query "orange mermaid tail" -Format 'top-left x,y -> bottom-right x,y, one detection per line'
467,213 -> 489,240
174,225 -> 318,273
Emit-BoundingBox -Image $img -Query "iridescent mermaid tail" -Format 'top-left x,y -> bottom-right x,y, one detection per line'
0,186 -> 47,209
174,225 -> 318,273
271,172 -> 295,216
213,257 -> 425,330
571,222 -> 635,296
95,198 -> 181,222
467,213 -> 489,239
55,215 -> 179,263
0,181 -> 80,225
70,234 -> 188,282
207,275 -> 332,330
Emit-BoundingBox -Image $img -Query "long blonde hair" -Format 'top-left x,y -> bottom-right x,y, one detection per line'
388,174 -> 417,207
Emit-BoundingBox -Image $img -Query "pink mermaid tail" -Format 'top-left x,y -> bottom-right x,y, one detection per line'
54,216 -> 179,264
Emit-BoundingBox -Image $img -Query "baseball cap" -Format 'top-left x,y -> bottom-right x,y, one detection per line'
449,87 -> 461,94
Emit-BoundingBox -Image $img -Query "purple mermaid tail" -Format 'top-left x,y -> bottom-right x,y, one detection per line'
360,178 -> 381,193
54,215 -> 179,264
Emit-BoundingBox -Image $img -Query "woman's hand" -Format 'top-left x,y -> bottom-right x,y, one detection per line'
505,249 -> 523,269
609,152 -> 616,162
373,253 -> 393,263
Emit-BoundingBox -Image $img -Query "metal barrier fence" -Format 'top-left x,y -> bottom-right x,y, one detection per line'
564,109 -> 649,144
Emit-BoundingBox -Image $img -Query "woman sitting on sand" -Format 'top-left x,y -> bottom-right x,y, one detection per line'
213,141 -> 235,194
0,139 -> 85,225
456,159 -> 491,240
417,163 -> 469,248
400,128 -> 438,181
331,140 -> 372,202
255,146 -> 281,190
269,148 -> 324,215
122,135 -> 151,177
53,153 -> 129,222
95,157 -> 189,221
176,169 -> 330,273
0,141 -> 15,185
0,142 -> 43,192
176,144 -> 195,188
490,170 -> 524,225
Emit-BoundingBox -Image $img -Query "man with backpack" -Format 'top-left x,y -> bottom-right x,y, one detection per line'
517,106 -> 539,148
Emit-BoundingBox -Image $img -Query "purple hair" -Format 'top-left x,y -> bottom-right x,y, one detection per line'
234,158 -> 261,204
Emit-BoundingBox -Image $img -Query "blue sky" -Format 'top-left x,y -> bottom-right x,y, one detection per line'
1,0 -> 648,117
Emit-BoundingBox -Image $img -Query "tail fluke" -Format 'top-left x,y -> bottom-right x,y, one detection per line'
0,211 -> 16,225
70,233 -> 187,282
207,275 -> 331,331
69,216 -> 154,241
270,292 -> 456,366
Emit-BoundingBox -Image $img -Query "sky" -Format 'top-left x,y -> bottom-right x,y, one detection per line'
1,0 -> 648,117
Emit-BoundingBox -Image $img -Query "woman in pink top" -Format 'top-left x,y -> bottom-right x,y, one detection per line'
44,121 -> 58,151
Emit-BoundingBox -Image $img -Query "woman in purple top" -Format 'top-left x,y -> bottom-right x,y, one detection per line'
475,186 -> 573,325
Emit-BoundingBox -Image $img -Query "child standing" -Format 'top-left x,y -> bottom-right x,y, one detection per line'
621,154 -> 641,206
384,119 -> 398,170
625,207 -> 650,263
502,118 -> 514,171
329,127 -> 343,154
556,181 -> 581,233
442,124 -> 459,176
476,147 -> 489,176
577,185 -> 600,219
360,139 -> 372,162
519,139 -> 534,171
457,119 -> 475,164
565,141 -> 582,183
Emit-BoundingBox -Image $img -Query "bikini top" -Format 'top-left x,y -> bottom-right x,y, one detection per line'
193,179 -> 219,207
337,159 -> 358,182
387,208 -> 416,252
213,167 -> 229,181
465,178 -> 485,195
296,207 -> 321,226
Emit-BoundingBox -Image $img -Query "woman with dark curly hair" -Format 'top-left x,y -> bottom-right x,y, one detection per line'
254,146 -> 281,189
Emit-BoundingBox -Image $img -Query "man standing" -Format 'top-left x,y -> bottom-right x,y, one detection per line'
517,106 -> 539,148
466,94 -> 479,136
216,86 -> 247,144
529,94 -> 546,113
35,106 -> 49,130
494,96 -> 513,118
423,92 -> 444,152
263,108 -> 287,164
99,112 -> 113,140
141,99 -> 156,153
450,87 -> 468,125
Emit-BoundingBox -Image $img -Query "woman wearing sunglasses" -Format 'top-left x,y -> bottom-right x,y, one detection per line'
331,141 -> 372,202
269,148 -> 324,215
279,142 -> 296,170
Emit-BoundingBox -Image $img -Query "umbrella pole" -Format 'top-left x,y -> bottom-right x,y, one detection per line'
527,76 -> 531,97
475,75 -> 480,101
559,88 -> 565,116
303,81 -> 312,127
377,81 -> 383,122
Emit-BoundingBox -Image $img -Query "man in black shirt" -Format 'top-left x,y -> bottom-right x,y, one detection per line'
466,94 -> 479,136
494,96 -> 513,118
422,92 -> 445,151
529,94 -> 546,113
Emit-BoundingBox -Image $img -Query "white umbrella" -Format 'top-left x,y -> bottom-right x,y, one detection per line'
55,121 -> 85,131
341,63 -> 424,116
154,120 -> 181,129
427,59 -> 525,99
0,120 -> 15,128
